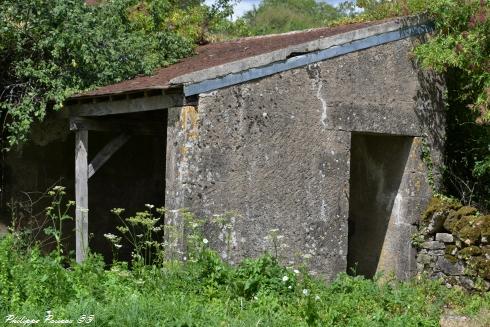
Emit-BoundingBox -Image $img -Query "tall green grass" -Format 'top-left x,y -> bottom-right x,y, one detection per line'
1,232 -> 488,326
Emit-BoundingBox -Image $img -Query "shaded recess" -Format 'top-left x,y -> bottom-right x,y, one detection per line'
348,133 -> 412,278
1,111 -> 167,262
87,111 -> 167,262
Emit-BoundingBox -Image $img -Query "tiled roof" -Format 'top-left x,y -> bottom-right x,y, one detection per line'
72,20 -> 388,99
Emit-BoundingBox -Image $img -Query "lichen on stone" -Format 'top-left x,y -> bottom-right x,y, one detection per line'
445,245 -> 458,256
458,246 -> 482,259
421,196 -> 461,224
467,256 -> 490,280
416,196 -> 490,290
456,206 -> 478,217
442,210 -> 460,233
444,254 -> 458,264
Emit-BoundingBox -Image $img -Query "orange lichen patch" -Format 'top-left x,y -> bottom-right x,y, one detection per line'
179,146 -> 189,155
180,106 -> 199,130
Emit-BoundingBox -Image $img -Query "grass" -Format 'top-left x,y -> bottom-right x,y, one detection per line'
1,188 -> 488,326
0,233 -> 489,327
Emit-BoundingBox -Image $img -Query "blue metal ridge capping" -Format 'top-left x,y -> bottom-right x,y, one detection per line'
184,24 -> 433,97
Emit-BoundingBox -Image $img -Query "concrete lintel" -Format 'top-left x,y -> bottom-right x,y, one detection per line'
183,23 -> 432,96
173,15 -> 430,89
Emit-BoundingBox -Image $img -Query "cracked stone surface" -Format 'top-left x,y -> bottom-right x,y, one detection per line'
166,38 -> 445,280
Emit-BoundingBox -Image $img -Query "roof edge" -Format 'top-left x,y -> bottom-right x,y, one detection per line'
170,14 -> 430,88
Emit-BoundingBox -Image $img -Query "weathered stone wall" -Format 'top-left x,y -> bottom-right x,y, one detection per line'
416,197 -> 490,291
166,37 -> 446,280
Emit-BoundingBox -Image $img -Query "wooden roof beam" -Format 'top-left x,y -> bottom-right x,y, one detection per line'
68,92 -> 186,117
69,117 -> 164,136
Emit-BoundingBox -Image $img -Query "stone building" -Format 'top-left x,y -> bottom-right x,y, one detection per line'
0,16 -> 446,280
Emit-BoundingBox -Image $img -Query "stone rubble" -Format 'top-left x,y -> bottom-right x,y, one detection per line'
415,197 -> 490,291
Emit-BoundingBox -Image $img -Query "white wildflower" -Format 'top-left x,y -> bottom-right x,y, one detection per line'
203,238 -> 209,244
145,204 -> 155,209
302,289 -> 309,296
114,244 -> 122,249
293,269 -> 300,274
104,233 -> 117,241
282,276 -> 289,282
315,295 -> 320,301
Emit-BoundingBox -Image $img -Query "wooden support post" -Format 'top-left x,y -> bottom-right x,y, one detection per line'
75,130 -> 89,263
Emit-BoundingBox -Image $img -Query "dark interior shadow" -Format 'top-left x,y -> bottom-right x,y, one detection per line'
347,132 -> 412,278
88,111 -> 166,263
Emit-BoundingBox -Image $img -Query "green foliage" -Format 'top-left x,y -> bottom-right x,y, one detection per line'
237,0 -> 341,36
1,230 -> 489,325
44,186 -> 74,259
0,0 -> 234,150
413,0 -> 490,209
412,0 -> 489,123
355,0 -> 489,122
342,0 -> 490,210
0,200 -> 489,326
108,205 -> 166,266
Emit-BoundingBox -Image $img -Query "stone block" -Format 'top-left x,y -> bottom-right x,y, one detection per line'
416,253 -> 432,265
436,256 -> 465,275
457,276 -> 475,290
430,272 -> 446,280
425,211 -> 446,235
436,233 -> 454,243
422,241 -> 445,250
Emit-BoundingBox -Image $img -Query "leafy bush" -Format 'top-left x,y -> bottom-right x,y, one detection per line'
0,0 -> 234,150
237,0 -> 341,36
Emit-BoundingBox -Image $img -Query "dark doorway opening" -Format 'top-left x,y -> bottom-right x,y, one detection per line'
87,110 -> 167,262
347,133 -> 412,278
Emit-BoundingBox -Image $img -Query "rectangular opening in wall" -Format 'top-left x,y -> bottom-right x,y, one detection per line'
88,110 -> 167,262
347,133 -> 412,278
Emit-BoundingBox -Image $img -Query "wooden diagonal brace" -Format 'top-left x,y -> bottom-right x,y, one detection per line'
88,133 -> 131,179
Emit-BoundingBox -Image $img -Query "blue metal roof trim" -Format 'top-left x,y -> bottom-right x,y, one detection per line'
184,24 -> 433,97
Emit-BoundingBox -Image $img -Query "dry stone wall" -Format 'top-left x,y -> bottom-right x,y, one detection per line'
415,197 -> 490,291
